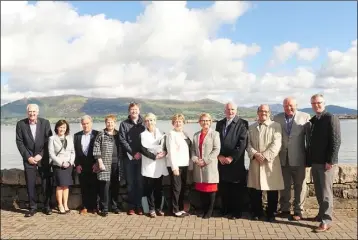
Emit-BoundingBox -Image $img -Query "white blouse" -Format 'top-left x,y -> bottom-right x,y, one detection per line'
141,128 -> 169,178
166,130 -> 190,170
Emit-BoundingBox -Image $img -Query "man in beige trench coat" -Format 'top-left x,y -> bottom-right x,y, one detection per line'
246,104 -> 284,222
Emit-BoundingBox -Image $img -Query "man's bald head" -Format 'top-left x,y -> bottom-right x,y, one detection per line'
283,97 -> 297,117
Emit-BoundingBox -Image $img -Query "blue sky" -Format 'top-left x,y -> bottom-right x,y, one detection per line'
1,1 -> 357,108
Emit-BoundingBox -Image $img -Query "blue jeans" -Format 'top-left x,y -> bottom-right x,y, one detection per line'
124,158 -> 143,209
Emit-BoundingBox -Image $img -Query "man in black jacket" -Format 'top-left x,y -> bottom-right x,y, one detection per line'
215,102 -> 248,219
74,115 -> 100,214
15,104 -> 53,217
307,94 -> 341,233
119,102 -> 145,215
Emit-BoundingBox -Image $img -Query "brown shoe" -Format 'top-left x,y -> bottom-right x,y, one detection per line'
80,208 -> 87,215
291,214 -> 302,221
127,209 -> 135,215
314,223 -> 331,233
136,208 -> 143,215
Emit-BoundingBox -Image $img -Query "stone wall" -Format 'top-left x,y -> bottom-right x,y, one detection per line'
1,164 -> 357,211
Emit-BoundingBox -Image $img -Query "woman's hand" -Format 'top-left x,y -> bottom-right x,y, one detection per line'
173,169 -> 180,176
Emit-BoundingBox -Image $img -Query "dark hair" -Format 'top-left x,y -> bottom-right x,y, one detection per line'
54,119 -> 70,136
128,102 -> 140,112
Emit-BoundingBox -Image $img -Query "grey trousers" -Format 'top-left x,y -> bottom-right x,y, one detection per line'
279,165 -> 307,214
311,163 -> 335,225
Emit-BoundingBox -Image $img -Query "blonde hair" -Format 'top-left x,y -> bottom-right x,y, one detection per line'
171,113 -> 185,125
144,112 -> 157,121
105,114 -> 117,122
199,113 -> 212,122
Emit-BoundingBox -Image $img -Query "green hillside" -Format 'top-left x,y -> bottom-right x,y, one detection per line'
1,95 -> 258,123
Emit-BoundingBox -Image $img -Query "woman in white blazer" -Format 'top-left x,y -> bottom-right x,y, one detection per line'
140,113 -> 168,218
48,120 -> 75,214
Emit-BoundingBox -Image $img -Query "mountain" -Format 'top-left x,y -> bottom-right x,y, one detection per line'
1,95 -> 356,122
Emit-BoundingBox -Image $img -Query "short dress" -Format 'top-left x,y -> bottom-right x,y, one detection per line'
195,131 -> 218,192
53,139 -> 74,187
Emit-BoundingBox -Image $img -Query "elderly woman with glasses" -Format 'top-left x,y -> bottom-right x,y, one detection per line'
165,113 -> 192,217
140,113 -> 168,218
191,113 -> 221,219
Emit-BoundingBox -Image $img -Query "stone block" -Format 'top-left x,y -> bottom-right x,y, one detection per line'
339,165 -> 358,183
305,167 -> 312,183
333,184 -> 351,198
343,189 -> 357,199
68,194 -> 82,209
1,185 -> 17,197
333,166 -> 340,184
1,169 -> 22,185
71,187 -> 82,195
18,187 -> 28,201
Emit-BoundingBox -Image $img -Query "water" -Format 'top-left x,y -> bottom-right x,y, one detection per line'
1,120 -> 357,169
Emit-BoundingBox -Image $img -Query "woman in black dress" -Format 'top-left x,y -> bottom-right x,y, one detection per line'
48,120 -> 75,214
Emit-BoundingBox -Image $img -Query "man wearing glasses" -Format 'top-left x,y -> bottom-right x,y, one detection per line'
307,94 -> 341,232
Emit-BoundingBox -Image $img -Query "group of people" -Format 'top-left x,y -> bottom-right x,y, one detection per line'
15,93 -> 341,233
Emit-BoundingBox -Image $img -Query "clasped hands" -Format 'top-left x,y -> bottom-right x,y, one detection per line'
253,152 -> 266,164
218,155 -> 233,165
28,155 -> 42,165
155,151 -> 167,160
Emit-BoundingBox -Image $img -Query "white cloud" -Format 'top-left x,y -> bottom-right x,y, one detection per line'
0,1 -> 356,109
297,47 -> 319,61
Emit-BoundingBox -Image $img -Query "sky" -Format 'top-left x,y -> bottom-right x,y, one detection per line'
1,1 -> 357,109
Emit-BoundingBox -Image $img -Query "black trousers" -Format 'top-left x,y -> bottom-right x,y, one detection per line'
99,163 -> 120,212
200,191 -> 216,217
250,188 -> 278,217
24,162 -> 53,210
219,181 -> 244,216
79,171 -> 99,211
168,166 -> 187,213
143,176 -> 163,212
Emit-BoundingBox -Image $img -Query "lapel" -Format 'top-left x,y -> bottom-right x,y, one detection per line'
25,119 -> 35,143
290,113 -> 300,135
35,119 -> 41,142
195,128 -> 212,156
224,116 -> 238,140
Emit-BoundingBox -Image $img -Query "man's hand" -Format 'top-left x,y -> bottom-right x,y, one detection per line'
34,154 -> 42,162
254,152 -> 265,164
218,155 -> 226,165
92,163 -> 99,173
62,162 -> 70,168
76,165 -> 82,174
224,156 -> 233,164
325,163 -> 333,171
28,157 -> 37,165
133,152 -> 141,160
173,169 -> 180,176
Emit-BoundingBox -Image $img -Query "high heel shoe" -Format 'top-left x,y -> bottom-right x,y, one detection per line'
64,206 -> 71,214
58,205 -> 66,214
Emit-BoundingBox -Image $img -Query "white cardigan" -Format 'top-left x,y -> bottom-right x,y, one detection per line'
141,128 -> 169,178
165,130 -> 190,170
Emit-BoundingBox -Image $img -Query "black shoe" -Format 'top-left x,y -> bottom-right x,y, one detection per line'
113,208 -> 120,214
276,211 -> 290,218
266,216 -> 276,222
99,212 -> 108,217
43,208 -> 52,215
25,209 -> 36,217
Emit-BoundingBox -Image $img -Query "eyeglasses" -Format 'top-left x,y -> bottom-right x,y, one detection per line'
258,110 -> 269,113
144,119 -> 155,122
311,102 -> 323,105
200,120 -> 211,122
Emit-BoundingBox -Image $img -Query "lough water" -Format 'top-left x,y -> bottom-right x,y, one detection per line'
1,120 -> 356,169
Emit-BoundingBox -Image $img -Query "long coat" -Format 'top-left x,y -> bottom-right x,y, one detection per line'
191,129 -> 221,183
273,111 -> 311,167
246,119 -> 284,191
93,129 -> 122,182
215,115 -> 248,183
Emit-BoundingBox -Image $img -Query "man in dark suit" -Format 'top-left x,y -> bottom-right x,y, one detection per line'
74,115 -> 100,214
215,102 -> 248,219
307,94 -> 341,233
16,104 -> 53,217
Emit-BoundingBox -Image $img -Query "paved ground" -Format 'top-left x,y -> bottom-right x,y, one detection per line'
1,208 -> 357,239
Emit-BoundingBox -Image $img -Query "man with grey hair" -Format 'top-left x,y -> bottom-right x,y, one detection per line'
215,102 -> 248,219
273,97 -> 311,221
16,104 -> 53,217
74,115 -> 100,214
307,94 -> 341,232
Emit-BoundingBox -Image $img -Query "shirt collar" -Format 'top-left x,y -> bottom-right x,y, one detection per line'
29,119 -> 37,124
83,130 -> 92,136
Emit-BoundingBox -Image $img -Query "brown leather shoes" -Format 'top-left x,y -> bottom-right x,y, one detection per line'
291,214 -> 302,221
127,209 -> 135,215
314,223 -> 332,232
136,208 -> 143,215
79,208 -> 87,215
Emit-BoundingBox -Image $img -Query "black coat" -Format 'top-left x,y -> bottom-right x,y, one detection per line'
307,111 -> 341,165
15,117 -> 53,167
74,130 -> 99,172
215,115 -> 248,183
119,115 -> 145,158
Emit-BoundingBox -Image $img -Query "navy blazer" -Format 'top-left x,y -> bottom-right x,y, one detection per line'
16,117 -> 53,167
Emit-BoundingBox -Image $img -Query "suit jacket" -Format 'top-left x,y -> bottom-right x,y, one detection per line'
48,134 -> 76,167
16,117 -> 53,167
215,115 -> 248,183
307,111 -> 341,165
191,128 -> 221,184
246,119 -> 284,191
273,111 -> 311,167
74,130 -> 99,173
